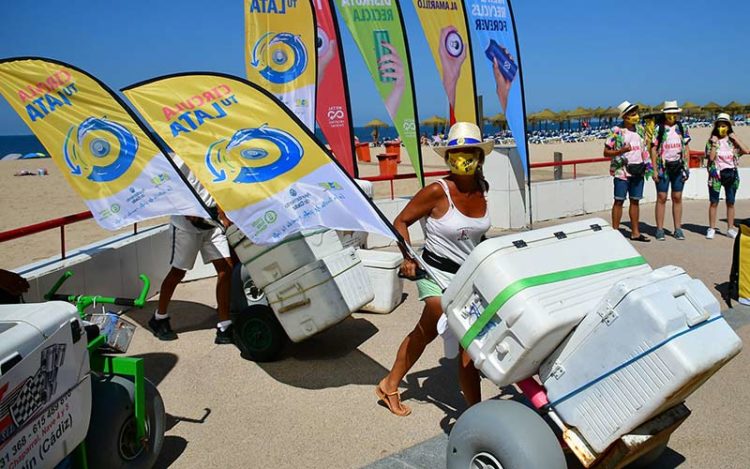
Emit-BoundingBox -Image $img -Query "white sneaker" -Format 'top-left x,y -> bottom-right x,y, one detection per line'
727,228 -> 738,239
706,228 -> 716,239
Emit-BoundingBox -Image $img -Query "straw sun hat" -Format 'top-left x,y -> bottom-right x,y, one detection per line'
661,100 -> 683,114
617,100 -> 639,118
715,112 -> 732,124
434,122 -> 494,158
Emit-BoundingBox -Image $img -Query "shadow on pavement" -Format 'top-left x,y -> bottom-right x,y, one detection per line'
129,352 -> 179,386
126,300 -> 217,334
255,316 -> 388,389
566,446 -> 685,468
681,222 -> 709,236
400,357 -> 521,434
153,436 -> 188,469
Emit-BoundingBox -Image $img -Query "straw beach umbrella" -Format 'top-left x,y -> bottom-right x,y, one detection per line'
681,101 -> 700,116
702,102 -> 722,118
485,113 -> 507,131
420,115 -> 447,135
364,118 -> 389,142
725,101 -> 743,117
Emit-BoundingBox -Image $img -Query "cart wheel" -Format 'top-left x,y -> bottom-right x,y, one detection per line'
233,304 -> 286,362
86,375 -> 165,469
627,440 -> 669,468
446,399 -> 566,469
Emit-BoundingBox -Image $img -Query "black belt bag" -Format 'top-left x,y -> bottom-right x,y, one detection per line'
626,163 -> 646,177
665,160 -> 683,175
422,249 -> 461,275
720,168 -> 738,186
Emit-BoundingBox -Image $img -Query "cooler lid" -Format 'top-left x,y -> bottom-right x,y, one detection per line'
356,249 -> 403,269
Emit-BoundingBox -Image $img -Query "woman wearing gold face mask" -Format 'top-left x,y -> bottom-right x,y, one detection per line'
376,122 -> 492,417
603,101 -> 652,242
651,100 -> 692,240
705,113 -> 750,239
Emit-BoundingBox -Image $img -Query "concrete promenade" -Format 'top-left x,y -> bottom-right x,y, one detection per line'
123,199 -> 750,468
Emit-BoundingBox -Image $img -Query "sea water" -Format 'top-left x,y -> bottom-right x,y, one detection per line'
0,134 -> 47,160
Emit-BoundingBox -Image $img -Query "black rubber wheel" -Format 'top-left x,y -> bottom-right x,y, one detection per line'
86,375 -> 165,469
627,440 -> 669,468
446,400 -> 566,469
233,304 -> 286,362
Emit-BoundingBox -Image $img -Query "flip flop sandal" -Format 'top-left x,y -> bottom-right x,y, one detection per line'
630,234 -> 651,242
375,384 -> 412,417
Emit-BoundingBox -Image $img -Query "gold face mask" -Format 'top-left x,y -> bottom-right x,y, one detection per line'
664,114 -> 678,125
624,113 -> 640,126
717,124 -> 729,137
447,150 -> 481,175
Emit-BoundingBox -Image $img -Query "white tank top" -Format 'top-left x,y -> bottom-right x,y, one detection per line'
421,179 -> 491,266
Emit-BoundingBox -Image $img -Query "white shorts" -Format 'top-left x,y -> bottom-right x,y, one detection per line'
169,225 -> 230,271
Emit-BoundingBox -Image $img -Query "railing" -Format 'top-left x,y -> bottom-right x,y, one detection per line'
0,211 -> 138,259
362,151 -> 707,199
1,151 -> 709,260
361,170 -> 450,199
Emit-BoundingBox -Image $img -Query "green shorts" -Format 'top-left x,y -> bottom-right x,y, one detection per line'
417,277 -> 443,300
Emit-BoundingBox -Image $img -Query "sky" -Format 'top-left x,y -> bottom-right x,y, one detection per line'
0,0 -> 748,135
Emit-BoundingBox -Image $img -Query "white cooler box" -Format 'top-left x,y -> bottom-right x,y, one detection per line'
227,224 -> 343,289
0,303 -> 92,467
264,247 -> 374,342
442,218 -> 652,387
540,265 -> 742,453
357,249 -> 404,314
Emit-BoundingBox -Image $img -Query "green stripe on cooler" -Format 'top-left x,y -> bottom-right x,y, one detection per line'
460,256 -> 648,349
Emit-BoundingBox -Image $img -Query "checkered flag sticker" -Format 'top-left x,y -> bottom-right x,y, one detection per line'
7,344 -> 67,427
9,372 -> 46,426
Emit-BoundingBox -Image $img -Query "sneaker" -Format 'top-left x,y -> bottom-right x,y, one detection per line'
655,228 -> 666,241
674,228 -> 686,240
215,325 -> 234,345
727,228 -> 738,239
148,316 -> 178,341
706,228 -> 716,239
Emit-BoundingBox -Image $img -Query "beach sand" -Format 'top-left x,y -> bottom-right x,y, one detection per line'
3,126 -> 749,269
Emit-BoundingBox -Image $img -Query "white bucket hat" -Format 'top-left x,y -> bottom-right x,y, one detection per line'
434,122 -> 494,158
715,112 -> 732,124
661,100 -> 683,114
617,100 -> 639,117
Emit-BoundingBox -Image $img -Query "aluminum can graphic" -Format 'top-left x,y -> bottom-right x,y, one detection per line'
484,39 -> 517,83
445,31 -> 464,58
373,29 -> 395,83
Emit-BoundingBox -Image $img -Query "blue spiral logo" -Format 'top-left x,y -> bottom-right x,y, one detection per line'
205,125 -> 304,184
251,32 -> 308,84
63,117 -> 138,182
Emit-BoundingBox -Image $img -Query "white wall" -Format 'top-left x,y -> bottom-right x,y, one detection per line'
13,161 -> 748,300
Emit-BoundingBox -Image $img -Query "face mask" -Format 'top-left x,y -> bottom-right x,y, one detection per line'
644,119 -> 655,133
718,124 -> 729,137
447,150 -> 480,175
665,114 -> 678,125
624,113 -> 640,126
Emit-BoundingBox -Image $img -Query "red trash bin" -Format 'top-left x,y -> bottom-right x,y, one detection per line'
688,153 -> 701,168
384,141 -> 401,163
356,143 -> 371,162
377,153 -> 399,177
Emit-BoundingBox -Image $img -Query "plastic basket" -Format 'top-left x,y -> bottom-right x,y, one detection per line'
85,311 -> 136,353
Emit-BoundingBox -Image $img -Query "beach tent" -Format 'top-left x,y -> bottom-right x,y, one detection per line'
364,118 -> 389,142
